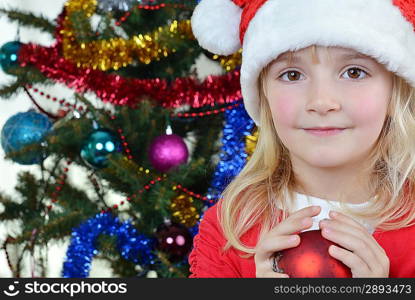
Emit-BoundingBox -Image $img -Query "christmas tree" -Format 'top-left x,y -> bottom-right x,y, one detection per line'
0,0 -> 256,278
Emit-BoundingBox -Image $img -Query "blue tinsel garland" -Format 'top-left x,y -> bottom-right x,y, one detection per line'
206,100 -> 254,206
62,212 -> 156,277
190,100 -> 254,236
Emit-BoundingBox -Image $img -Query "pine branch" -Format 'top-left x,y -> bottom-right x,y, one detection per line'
15,172 -> 40,212
0,8 -> 56,35
0,67 -> 49,99
38,157 -> 65,205
69,11 -> 94,42
0,200 -> 22,221
40,211 -> 88,241
0,79 -> 22,98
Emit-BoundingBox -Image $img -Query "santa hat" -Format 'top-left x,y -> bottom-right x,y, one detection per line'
191,0 -> 415,126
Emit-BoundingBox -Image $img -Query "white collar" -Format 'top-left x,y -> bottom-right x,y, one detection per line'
293,192 -> 375,234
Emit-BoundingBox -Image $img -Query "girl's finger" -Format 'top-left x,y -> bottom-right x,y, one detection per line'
329,210 -> 367,233
320,218 -> 381,260
270,206 -> 321,236
255,234 -> 300,262
321,226 -> 380,272
328,245 -> 371,277
328,211 -> 386,254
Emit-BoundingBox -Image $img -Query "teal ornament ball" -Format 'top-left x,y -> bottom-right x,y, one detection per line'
80,129 -> 122,169
0,41 -> 22,74
1,111 -> 52,165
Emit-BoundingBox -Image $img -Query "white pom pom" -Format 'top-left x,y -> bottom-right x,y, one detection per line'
146,270 -> 158,278
191,0 -> 242,56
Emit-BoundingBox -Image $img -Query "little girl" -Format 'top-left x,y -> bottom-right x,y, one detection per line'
189,0 -> 415,278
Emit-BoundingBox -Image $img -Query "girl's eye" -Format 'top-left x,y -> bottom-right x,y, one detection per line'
279,70 -> 304,82
341,67 -> 369,80
278,67 -> 369,82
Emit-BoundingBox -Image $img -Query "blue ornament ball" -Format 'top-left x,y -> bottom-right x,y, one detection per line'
80,129 -> 122,169
0,41 -> 22,74
1,111 -> 52,165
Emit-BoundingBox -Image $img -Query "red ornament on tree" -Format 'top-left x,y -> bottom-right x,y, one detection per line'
276,230 -> 352,278
155,222 -> 193,262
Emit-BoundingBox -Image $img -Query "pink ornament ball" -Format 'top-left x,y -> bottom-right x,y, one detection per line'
148,134 -> 189,172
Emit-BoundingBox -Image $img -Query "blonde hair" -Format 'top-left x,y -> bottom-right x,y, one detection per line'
218,45 -> 415,257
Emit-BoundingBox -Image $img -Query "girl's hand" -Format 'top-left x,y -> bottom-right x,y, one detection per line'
319,211 -> 390,278
254,205 -> 322,278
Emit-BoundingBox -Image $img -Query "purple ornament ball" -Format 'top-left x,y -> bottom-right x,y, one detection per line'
148,134 -> 189,172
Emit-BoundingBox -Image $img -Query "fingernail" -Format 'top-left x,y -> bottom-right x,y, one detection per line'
319,219 -> 328,226
323,228 -> 331,234
329,245 -> 338,253
290,235 -> 299,242
330,211 -> 338,218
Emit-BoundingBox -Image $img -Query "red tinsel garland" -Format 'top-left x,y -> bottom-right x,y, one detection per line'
18,43 -> 241,108
17,10 -> 242,109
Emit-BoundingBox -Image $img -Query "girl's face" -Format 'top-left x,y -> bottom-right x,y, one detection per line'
265,46 -> 393,169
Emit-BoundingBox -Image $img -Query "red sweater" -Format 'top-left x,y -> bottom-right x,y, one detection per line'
188,201 -> 415,278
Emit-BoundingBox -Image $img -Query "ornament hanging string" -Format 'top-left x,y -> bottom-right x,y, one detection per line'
23,86 -> 59,120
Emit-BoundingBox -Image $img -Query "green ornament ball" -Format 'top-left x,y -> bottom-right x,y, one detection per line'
0,41 -> 22,74
80,129 -> 122,169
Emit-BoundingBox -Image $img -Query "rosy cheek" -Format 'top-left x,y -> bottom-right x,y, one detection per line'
271,98 -> 297,125
349,95 -> 386,126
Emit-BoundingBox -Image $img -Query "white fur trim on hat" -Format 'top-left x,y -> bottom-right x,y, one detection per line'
238,0 -> 415,126
191,0 -> 242,56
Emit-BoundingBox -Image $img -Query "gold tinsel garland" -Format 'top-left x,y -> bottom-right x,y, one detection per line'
211,49 -> 242,72
62,0 -> 242,71
245,127 -> 259,161
170,194 -> 199,227
62,0 -> 193,70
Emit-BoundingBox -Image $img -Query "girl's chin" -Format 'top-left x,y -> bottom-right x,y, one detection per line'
299,154 -> 352,168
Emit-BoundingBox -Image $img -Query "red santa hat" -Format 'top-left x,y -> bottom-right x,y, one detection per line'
191,0 -> 415,126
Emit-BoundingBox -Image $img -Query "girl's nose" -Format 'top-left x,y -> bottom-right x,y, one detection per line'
305,80 -> 341,115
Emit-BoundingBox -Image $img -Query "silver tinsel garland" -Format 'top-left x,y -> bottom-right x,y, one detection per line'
98,0 -> 142,12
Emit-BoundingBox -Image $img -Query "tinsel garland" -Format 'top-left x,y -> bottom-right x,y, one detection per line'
245,127 -> 259,160
64,0 -> 96,16
205,101 -> 255,206
62,0 -> 194,70
18,43 -> 242,108
62,212 -> 156,278
188,102 -> 254,237
212,49 -> 243,72
97,0 -> 137,12
62,0 -> 241,70
170,194 -> 200,227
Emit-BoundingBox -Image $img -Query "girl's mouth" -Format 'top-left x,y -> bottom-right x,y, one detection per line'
303,128 -> 346,136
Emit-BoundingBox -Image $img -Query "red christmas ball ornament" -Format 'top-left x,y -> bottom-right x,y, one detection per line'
155,222 -> 193,262
277,230 -> 352,278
